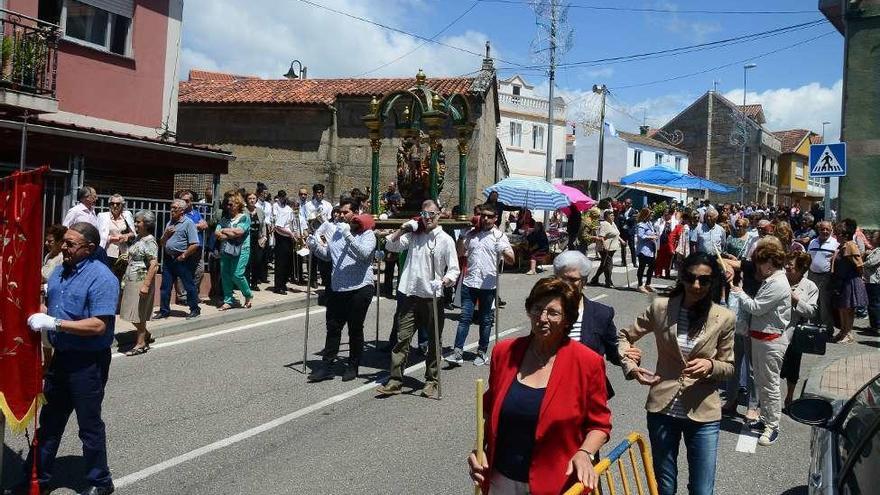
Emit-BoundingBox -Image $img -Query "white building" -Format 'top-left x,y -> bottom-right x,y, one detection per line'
498,75 -> 567,180
574,125 -> 690,201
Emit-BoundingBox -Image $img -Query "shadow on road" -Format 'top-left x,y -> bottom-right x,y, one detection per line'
780,485 -> 808,495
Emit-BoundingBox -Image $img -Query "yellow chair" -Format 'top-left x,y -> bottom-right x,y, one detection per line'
563,432 -> 659,495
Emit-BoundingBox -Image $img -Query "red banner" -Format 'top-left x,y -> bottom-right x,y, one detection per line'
0,166 -> 45,432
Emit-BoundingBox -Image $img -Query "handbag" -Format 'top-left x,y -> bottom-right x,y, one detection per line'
222,238 -> 242,257
791,322 -> 831,355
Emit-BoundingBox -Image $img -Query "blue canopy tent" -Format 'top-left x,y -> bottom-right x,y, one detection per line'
619,166 -> 735,194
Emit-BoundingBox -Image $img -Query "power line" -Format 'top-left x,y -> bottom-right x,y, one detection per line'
610,31 -> 836,91
353,1 -> 480,77
507,19 -> 827,70
475,0 -> 816,15
296,0 -> 528,67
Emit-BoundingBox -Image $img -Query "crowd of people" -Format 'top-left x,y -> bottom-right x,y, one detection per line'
20,181 -> 878,495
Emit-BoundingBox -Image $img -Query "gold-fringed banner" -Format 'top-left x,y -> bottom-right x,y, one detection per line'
0,166 -> 46,432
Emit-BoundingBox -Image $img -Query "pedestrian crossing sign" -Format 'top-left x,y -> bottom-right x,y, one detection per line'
809,142 -> 846,177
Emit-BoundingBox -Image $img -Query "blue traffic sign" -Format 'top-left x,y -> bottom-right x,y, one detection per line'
809,142 -> 846,178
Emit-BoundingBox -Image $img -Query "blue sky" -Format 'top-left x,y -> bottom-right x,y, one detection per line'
181,0 -> 843,138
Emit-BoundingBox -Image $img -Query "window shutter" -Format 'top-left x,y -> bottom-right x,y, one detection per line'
78,0 -> 134,18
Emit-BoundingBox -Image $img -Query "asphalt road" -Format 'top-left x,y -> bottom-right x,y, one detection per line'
2,264 -> 872,494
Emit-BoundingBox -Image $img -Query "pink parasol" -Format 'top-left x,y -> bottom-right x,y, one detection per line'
554,183 -> 597,216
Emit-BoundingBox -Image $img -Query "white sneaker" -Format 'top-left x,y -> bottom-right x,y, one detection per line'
473,350 -> 490,366
444,348 -> 464,365
758,426 -> 779,446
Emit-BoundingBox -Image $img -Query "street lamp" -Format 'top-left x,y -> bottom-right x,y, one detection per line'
739,63 -> 757,203
283,60 -> 307,79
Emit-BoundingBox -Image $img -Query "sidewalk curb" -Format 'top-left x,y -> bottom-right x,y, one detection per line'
114,297 -> 312,347
802,358 -> 834,400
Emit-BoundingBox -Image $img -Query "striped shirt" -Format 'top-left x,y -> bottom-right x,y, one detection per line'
662,308 -> 698,419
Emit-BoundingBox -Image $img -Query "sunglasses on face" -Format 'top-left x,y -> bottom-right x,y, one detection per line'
480,212 -> 497,218
681,271 -> 713,286
420,210 -> 438,219
110,202 -> 123,206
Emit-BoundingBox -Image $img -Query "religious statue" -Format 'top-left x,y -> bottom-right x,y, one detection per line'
395,131 -> 445,212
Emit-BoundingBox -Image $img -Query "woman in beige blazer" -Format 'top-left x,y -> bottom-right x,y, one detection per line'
619,252 -> 734,495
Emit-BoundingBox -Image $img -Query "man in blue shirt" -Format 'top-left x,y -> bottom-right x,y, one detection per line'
306,198 -> 376,382
174,190 -> 208,304
26,222 -> 119,495
156,198 -> 201,319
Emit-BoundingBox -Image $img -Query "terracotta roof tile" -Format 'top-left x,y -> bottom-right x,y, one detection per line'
188,69 -> 258,81
738,104 -> 765,120
179,70 -> 477,106
617,130 -> 688,154
772,129 -> 816,153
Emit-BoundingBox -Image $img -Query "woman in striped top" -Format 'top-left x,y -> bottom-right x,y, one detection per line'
619,252 -> 735,495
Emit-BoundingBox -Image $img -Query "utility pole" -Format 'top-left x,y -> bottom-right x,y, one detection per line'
542,0 -> 558,224
593,84 -> 607,200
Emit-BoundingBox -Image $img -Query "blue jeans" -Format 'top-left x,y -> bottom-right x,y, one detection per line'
724,334 -> 757,408
160,253 -> 200,314
454,285 -> 496,352
647,412 -> 720,495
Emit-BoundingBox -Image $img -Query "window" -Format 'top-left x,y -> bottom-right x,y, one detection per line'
509,122 -> 522,147
655,152 -> 664,165
532,125 -> 544,150
674,156 -> 682,171
633,149 -> 642,168
555,155 -> 574,179
512,85 -> 521,96
795,161 -> 804,179
61,0 -> 132,56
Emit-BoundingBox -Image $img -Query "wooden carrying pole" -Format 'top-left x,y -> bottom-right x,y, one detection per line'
474,378 -> 485,495
301,253 -> 313,375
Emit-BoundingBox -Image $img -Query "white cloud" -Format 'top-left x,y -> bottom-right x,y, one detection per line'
723,80 -> 843,140
646,1 -> 722,43
179,0 -> 498,80
586,67 -> 614,79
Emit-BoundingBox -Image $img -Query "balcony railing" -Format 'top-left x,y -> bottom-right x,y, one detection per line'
0,8 -> 59,98
499,92 -> 565,116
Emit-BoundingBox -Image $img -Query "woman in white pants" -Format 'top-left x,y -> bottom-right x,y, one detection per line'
731,237 -> 791,447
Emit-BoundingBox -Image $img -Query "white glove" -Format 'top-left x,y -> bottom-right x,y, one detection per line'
430,279 -> 443,295
402,219 -> 419,232
336,222 -> 352,238
27,313 -> 56,333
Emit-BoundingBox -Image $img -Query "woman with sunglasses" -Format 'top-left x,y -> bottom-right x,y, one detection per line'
468,277 -> 610,495
619,252 -> 734,495
97,193 -> 136,277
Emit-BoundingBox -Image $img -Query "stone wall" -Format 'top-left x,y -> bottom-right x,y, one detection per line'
177,90 -> 498,211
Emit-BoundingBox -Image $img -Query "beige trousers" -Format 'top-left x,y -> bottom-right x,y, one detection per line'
751,335 -> 789,429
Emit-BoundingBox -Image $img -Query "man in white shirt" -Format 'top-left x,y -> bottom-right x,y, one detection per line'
255,183 -> 274,284
377,199 -> 460,399
807,221 -> 839,328
305,184 -> 333,288
445,203 -> 514,367
272,190 -> 295,294
62,186 -> 98,228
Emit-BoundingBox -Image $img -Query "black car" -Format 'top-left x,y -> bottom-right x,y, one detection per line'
789,371 -> 880,494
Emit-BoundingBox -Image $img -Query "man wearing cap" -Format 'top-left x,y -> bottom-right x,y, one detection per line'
305,197 -> 377,382
377,199 -> 460,399
25,222 -> 119,495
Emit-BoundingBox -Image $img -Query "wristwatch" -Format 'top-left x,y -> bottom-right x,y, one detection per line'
54,318 -> 62,332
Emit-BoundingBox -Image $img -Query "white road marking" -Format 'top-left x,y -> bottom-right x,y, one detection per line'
114,325 -> 525,488
735,422 -> 759,454
113,308 -> 327,359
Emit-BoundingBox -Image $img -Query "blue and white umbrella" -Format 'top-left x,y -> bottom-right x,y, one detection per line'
484,177 -> 570,211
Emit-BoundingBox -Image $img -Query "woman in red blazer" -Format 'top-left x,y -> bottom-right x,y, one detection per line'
469,277 -> 612,495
